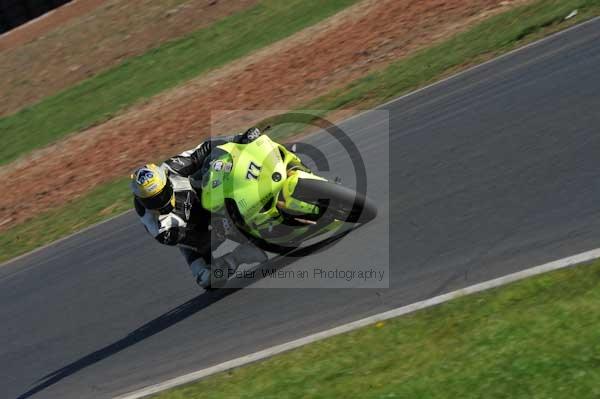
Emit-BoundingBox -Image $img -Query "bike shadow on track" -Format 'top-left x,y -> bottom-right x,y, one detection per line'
16,230 -> 353,399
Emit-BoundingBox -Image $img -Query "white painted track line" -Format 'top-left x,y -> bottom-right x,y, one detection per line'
115,248 -> 600,399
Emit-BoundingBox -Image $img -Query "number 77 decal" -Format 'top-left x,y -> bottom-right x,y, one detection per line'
246,162 -> 262,180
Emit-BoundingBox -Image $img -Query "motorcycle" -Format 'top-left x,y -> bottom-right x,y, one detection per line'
192,131 -> 377,254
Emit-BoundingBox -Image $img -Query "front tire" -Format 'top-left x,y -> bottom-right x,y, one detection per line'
292,178 -> 377,224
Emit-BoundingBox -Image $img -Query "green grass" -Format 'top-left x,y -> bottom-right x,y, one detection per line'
0,178 -> 132,264
306,0 -> 600,110
2,0 -> 600,263
270,0 -> 600,133
0,0 -> 359,165
147,259 -> 600,399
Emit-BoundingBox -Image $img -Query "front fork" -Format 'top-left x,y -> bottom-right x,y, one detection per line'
253,151 -> 342,244
275,144 -> 326,218
278,170 -> 325,219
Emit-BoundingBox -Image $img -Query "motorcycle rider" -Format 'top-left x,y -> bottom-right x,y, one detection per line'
130,128 -> 267,289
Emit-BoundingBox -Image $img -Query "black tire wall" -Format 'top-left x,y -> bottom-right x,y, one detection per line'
0,0 -> 72,34
293,178 -> 377,224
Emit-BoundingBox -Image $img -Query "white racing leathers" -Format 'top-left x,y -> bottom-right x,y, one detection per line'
134,139 -> 267,288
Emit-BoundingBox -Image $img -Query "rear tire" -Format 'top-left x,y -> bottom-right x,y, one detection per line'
292,179 -> 377,224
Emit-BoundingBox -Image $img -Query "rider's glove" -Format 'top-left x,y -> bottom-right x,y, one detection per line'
238,127 -> 261,144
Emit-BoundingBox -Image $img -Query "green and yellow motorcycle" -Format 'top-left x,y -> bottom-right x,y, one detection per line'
194,132 -> 377,254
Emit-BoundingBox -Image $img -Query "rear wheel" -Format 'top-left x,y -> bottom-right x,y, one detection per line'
292,178 -> 377,224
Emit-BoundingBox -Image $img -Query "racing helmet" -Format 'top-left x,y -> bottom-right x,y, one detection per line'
130,164 -> 175,214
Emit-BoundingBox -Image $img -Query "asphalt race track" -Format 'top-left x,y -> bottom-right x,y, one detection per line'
3,18 -> 600,399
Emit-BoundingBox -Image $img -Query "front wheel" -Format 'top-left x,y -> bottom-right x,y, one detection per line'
292,178 -> 377,224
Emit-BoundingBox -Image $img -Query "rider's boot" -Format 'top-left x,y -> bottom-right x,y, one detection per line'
189,258 -> 211,289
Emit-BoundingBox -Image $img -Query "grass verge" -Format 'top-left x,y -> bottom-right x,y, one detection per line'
146,259 -> 600,398
0,0 -> 359,165
2,0 -> 599,263
0,178 -> 131,264
265,0 -> 600,136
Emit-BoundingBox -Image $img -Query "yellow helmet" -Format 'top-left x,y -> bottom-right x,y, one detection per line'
130,164 -> 175,213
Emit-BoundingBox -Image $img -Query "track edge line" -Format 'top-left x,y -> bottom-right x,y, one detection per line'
114,247 -> 600,399
4,17 -> 599,268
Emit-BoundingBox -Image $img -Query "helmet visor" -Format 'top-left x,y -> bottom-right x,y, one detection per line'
139,179 -> 174,211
